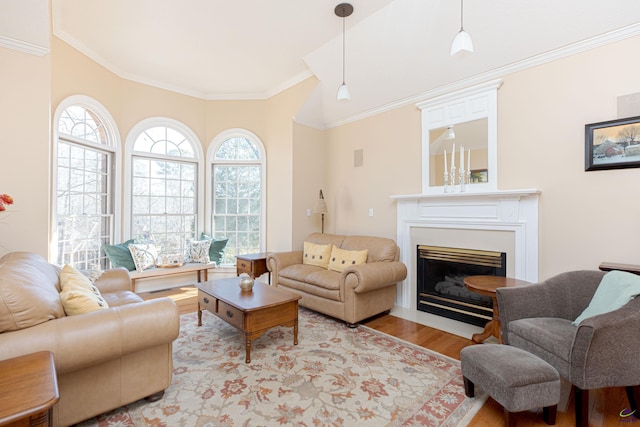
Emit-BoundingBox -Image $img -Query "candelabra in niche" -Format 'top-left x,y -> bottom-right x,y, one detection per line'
449,167 -> 456,193
443,170 -> 450,193
459,165 -> 466,192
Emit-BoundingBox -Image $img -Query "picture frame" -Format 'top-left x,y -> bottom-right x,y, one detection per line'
585,115 -> 640,171
470,169 -> 488,183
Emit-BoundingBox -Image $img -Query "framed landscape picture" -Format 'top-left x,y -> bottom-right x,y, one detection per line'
470,169 -> 488,183
585,115 -> 640,171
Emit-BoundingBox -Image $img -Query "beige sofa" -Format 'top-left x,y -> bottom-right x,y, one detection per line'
267,233 -> 407,326
0,252 -> 180,427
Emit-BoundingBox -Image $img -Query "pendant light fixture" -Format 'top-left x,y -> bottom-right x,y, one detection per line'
450,0 -> 473,56
445,126 -> 456,140
335,3 -> 353,102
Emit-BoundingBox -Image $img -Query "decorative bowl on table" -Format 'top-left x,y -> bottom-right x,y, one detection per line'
156,254 -> 185,268
239,275 -> 254,292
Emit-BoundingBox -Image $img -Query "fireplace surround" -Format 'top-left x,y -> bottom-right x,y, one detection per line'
391,190 -> 540,336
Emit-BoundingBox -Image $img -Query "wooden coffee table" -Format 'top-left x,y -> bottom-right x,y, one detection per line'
463,275 -> 531,344
196,277 -> 301,363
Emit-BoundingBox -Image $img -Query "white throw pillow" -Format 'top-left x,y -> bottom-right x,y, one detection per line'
128,243 -> 158,272
185,240 -> 212,264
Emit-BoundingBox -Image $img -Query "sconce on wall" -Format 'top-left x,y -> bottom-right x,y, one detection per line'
335,3 -> 353,102
313,190 -> 328,233
450,0 -> 474,56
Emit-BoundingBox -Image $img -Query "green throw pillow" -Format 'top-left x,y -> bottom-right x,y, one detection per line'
104,239 -> 136,271
200,233 -> 229,265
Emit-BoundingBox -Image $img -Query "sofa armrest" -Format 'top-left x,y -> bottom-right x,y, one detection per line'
267,251 -> 303,285
93,268 -> 131,294
570,297 -> 640,388
0,298 -> 179,374
343,261 -> 407,293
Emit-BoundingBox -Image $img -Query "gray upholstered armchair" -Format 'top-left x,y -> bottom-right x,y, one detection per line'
496,270 -> 640,427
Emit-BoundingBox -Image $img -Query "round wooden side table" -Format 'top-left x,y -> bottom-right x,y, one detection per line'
463,275 -> 531,344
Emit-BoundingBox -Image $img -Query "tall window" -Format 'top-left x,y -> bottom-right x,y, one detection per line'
128,122 -> 201,255
209,130 -> 266,265
53,98 -> 119,269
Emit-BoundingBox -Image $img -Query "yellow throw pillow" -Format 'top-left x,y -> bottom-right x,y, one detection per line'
59,264 -> 109,316
328,247 -> 368,273
302,242 -> 333,269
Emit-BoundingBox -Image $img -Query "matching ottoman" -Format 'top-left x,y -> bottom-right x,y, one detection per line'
460,344 -> 560,427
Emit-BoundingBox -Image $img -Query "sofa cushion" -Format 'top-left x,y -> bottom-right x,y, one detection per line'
59,264 -> 110,315
0,252 -> 65,333
507,317 -> 575,379
328,246 -> 368,272
280,264 -> 331,284
303,242 -> 332,268
340,235 -> 398,262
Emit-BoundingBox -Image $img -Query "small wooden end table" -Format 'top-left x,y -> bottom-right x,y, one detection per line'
463,275 -> 531,344
236,252 -> 270,282
0,351 -> 59,427
196,277 -> 301,363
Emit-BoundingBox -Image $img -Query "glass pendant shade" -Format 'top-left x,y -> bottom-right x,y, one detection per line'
450,29 -> 473,55
337,83 -> 351,102
445,126 -> 456,140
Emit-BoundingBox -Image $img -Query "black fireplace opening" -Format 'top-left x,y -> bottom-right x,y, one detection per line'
417,245 -> 506,327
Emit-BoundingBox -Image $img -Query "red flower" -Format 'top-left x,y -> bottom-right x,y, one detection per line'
0,194 -> 13,212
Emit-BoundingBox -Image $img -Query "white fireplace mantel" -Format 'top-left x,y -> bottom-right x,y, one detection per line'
391,189 -> 540,309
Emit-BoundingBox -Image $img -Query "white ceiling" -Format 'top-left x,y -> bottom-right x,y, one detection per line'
50,0 -> 640,128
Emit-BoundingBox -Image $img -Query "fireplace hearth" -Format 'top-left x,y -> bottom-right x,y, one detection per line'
417,245 -> 506,327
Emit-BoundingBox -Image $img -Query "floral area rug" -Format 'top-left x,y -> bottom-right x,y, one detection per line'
77,308 -> 486,426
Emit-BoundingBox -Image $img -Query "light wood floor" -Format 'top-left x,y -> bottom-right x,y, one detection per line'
141,285 -> 631,427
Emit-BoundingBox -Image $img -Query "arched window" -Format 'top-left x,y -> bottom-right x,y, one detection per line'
52,96 -> 120,269
125,119 -> 203,255
207,129 -> 266,265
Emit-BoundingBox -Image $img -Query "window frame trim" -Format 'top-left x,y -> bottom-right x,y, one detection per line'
51,95 -> 122,264
206,128 -> 267,253
124,117 -> 205,243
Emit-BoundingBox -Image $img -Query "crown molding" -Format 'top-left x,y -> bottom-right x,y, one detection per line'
326,22 -> 640,129
0,35 -> 49,56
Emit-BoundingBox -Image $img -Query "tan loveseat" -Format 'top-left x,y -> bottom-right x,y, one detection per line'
0,252 -> 180,427
266,233 -> 407,326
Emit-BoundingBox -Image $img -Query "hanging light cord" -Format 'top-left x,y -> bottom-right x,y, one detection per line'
342,12 -> 346,85
460,0 -> 465,31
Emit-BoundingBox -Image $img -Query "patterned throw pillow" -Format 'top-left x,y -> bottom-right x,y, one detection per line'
128,243 -> 159,272
328,247 -> 368,273
185,240 -> 212,264
59,264 -> 109,316
302,242 -> 333,269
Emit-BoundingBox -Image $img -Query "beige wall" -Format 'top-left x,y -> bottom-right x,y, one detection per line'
5,26 -> 640,283
499,35 -> 640,277
0,46 -> 51,257
292,122 -> 326,248
324,34 -> 640,280
324,104 -> 422,240
0,34 -> 316,258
